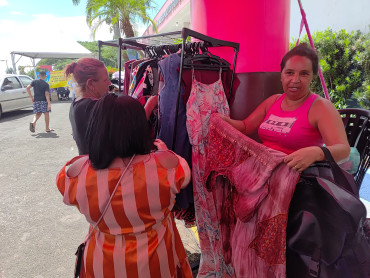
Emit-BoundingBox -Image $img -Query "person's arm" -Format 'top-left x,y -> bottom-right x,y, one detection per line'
284,98 -> 350,171
219,94 -> 280,135
26,85 -> 34,103
45,84 -> 51,111
144,95 -> 158,120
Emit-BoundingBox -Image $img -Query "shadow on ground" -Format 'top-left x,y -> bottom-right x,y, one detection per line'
0,109 -> 33,122
31,131 -> 59,138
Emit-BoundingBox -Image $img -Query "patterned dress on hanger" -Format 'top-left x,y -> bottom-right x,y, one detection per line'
186,68 -> 232,277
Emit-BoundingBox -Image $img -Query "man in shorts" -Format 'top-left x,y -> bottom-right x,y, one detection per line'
27,71 -> 53,132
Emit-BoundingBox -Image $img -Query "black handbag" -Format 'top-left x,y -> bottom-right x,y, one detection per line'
74,243 -> 86,278
286,147 -> 370,278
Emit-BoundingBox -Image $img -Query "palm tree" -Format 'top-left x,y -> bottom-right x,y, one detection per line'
72,0 -> 157,39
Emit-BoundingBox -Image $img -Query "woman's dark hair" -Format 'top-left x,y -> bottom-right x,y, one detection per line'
280,43 -> 319,75
86,94 -> 155,169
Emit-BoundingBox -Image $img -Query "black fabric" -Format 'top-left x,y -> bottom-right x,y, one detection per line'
132,60 -> 155,92
69,98 -> 97,155
286,147 -> 370,278
74,242 -> 85,278
320,146 -> 359,196
31,79 -> 50,101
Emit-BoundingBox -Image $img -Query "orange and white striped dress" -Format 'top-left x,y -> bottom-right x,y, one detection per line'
56,151 -> 193,278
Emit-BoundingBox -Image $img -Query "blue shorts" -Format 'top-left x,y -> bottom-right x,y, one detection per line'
33,101 -> 50,113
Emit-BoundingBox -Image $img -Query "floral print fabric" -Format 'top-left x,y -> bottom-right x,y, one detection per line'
203,115 -> 300,278
186,69 -> 231,277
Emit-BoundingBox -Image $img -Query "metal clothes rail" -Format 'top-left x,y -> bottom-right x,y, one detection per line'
97,28 -> 240,149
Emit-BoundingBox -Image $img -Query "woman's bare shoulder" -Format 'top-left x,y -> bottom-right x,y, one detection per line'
66,156 -> 89,177
154,150 -> 179,169
311,95 -> 338,113
262,94 -> 282,111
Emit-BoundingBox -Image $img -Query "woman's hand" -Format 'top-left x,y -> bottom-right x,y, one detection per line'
284,146 -> 324,172
153,139 -> 168,151
216,113 -> 229,121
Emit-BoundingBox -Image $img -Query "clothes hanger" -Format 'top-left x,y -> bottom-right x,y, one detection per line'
183,43 -> 230,71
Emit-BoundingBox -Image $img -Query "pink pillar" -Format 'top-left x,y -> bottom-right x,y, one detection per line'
191,0 -> 291,123
191,0 -> 291,73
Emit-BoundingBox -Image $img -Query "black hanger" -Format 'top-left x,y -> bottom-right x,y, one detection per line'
183,43 -> 230,71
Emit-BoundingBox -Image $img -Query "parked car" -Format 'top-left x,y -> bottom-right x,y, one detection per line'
0,74 -> 34,119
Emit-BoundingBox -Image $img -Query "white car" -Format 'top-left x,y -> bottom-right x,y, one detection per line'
0,74 -> 34,118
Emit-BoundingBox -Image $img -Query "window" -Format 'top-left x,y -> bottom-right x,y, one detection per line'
19,76 -> 33,87
3,77 -> 22,89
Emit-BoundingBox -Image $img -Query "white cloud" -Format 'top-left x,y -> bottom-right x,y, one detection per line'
11,11 -> 26,16
0,14 -> 114,74
0,0 -> 9,7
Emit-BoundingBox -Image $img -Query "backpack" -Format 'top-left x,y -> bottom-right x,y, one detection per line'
286,147 -> 370,278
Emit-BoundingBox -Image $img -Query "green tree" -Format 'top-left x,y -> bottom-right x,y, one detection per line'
78,41 -> 118,67
37,41 -> 120,71
6,68 -> 14,74
353,32 -> 370,108
72,0 -> 157,39
291,29 -> 370,109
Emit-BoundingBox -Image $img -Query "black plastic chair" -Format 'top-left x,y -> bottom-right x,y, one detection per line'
339,108 -> 370,188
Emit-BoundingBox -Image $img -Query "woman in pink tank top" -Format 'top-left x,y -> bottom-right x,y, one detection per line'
220,43 -> 350,172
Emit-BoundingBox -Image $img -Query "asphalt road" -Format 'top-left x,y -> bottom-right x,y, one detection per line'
0,100 -> 200,278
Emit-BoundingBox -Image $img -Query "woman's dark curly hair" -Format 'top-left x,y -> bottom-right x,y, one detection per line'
280,43 -> 319,75
86,94 -> 155,169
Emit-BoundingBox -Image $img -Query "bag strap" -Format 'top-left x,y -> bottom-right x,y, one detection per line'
320,147 -> 348,185
83,154 -> 135,243
318,147 -> 365,223
307,247 -> 321,278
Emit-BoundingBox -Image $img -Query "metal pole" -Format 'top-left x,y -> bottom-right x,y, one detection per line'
118,38 -> 122,93
11,53 -> 17,74
98,41 -> 102,61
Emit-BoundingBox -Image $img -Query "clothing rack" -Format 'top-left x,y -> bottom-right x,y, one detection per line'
98,28 -> 240,149
173,28 -> 239,149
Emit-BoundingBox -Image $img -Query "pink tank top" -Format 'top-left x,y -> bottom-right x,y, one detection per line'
258,93 -> 324,154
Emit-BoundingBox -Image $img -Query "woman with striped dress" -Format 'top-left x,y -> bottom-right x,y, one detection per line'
56,94 -> 192,278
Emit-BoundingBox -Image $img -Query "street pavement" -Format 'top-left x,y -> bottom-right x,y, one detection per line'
0,100 -> 200,278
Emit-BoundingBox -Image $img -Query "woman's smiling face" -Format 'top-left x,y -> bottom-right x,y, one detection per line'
281,55 -> 314,99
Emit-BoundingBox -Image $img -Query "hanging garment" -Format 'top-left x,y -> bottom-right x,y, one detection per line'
157,54 -> 194,226
56,151 -> 193,278
181,68 -> 235,104
202,115 -> 300,278
186,69 -> 231,277
131,69 -> 149,105
123,60 -> 136,95
132,63 -> 158,105
128,60 -> 152,96
133,60 -> 157,94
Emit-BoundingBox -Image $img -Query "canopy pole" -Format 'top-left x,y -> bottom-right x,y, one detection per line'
11,53 -> 17,74
31,58 -> 36,78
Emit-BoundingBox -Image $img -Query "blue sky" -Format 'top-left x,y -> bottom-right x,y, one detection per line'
0,0 -> 166,72
0,0 -> 88,19
0,0 -> 167,20
0,0 -> 165,35
1,0 -> 369,73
